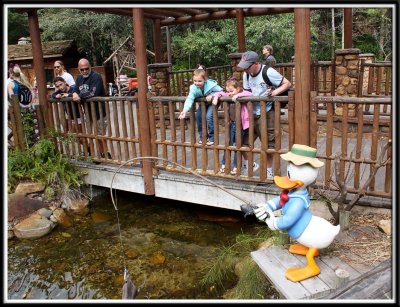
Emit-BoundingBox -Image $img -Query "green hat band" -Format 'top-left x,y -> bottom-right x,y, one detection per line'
291,146 -> 317,158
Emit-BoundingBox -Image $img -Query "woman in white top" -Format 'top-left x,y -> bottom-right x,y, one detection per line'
53,60 -> 75,86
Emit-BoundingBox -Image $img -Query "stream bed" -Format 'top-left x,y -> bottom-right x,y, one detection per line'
8,190 -> 262,300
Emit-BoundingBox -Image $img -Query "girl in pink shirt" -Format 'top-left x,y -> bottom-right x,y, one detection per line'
212,79 -> 252,175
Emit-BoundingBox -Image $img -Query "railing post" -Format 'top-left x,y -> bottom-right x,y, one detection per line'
133,8 -> 155,195
10,95 -> 26,151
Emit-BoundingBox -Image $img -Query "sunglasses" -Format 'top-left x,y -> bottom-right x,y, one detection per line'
54,66 -> 61,68
245,63 -> 255,71
79,67 -> 90,72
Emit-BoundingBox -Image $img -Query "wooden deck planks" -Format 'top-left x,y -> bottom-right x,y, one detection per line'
251,245 -> 366,300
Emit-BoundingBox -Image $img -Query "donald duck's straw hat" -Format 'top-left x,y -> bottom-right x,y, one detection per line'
281,144 -> 324,168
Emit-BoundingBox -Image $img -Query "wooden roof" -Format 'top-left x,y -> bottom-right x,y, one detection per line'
85,7 -> 294,26
8,40 -> 76,61
15,7 -> 294,27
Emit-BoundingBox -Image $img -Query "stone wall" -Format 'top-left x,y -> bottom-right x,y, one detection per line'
147,63 -> 172,96
334,48 -> 361,116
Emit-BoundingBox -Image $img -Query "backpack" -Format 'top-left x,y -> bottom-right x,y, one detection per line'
246,65 -> 290,108
16,81 -> 33,107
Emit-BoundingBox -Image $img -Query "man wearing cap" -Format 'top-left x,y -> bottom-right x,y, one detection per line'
238,51 -> 292,179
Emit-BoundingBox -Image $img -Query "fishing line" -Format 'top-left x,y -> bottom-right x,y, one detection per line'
108,156 -> 252,282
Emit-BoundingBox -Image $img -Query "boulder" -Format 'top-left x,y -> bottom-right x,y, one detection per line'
8,193 -> 48,223
64,198 -> 90,216
13,212 -> 56,239
14,182 -> 45,195
378,219 -> 391,235
51,208 -> 73,227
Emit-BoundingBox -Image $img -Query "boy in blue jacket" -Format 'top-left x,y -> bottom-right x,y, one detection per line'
178,66 -> 222,145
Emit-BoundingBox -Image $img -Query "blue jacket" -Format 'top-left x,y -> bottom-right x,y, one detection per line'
265,189 -> 312,239
52,85 -> 81,119
182,79 -> 222,112
73,70 -> 106,121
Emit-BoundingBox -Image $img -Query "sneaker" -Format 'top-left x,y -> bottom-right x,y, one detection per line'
206,140 -> 214,146
197,139 -> 202,144
100,152 -> 112,159
219,165 -> 226,173
267,168 -> 274,180
230,167 -> 237,175
252,162 -> 259,172
243,162 -> 259,176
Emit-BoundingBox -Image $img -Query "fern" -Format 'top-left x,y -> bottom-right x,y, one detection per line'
200,226 -> 273,289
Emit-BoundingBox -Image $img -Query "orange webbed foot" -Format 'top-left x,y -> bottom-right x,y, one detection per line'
288,244 -> 319,256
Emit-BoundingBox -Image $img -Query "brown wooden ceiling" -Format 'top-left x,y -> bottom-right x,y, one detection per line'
73,7 -> 294,26
16,7 -> 295,26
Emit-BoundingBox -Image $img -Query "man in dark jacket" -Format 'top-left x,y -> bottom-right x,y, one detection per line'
52,76 -> 80,126
72,58 -> 108,158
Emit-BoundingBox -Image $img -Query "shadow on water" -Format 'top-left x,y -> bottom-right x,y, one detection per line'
8,190 -> 260,300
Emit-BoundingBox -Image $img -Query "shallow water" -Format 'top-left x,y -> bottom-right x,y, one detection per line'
8,191 -> 261,300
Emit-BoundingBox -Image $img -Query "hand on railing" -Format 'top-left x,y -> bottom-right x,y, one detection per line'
178,110 -> 187,119
212,96 -> 219,106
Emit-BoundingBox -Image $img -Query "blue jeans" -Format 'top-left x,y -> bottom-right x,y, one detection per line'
221,121 -> 240,168
195,104 -> 214,142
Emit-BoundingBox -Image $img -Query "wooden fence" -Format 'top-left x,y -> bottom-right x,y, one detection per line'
8,58 -> 392,202
38,90 -> 392,201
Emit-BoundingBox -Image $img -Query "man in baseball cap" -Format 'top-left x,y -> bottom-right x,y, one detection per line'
237,51 -> 259,69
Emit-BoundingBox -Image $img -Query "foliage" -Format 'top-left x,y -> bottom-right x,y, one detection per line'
7,9 -> 29,44
200,226 -> 274,298
37,9 -> 135,65
171,20 -> 238,69
231,257 -> 269,299
8,133 -> 87,196
20,109 -> 36,148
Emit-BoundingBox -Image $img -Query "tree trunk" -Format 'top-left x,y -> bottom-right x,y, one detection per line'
378,9 -> 387,60
331,8 -> 335,58
339,209 -> 350,230
90,31 -> 98,66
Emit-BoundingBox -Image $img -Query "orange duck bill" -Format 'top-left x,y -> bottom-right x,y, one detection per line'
273,176 -> 304,190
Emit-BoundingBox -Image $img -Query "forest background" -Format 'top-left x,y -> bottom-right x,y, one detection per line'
8,7 -> 392,74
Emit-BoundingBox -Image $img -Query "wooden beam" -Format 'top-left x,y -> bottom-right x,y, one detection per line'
83,8 -> 133,17
177,8 -> 208,15
153,19 -> 162,63
244,8 -> 294,17
146,8 -> 187,18
160,9 -> 230,26
165,26 -> 172,66
294,8 -> 311,146
236,8 -> 246,52
27,9 -> 50,133
133,8 -> 155,195
343,8 -> 353,48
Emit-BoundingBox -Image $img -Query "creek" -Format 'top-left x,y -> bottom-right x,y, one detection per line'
8,190 -> 262,300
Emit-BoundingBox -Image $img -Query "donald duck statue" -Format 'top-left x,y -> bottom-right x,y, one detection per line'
253,144 -> 340,282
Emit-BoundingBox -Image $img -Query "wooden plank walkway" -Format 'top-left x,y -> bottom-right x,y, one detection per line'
251,245 -> 369,300
322,258 -> 392,299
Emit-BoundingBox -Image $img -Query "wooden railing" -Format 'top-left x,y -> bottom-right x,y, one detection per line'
147,94 -> 293,182
310,93 -> 392,199
358,61 -> 392,115
44,91 -> 392,200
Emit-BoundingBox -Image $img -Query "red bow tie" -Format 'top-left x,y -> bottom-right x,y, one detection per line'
279,189 -> 289,206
